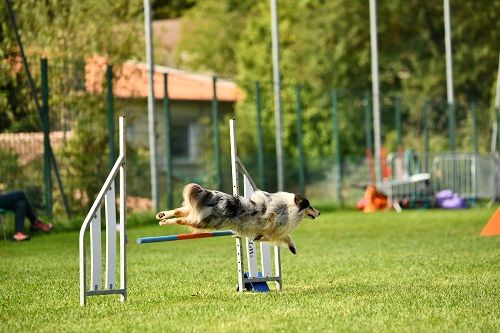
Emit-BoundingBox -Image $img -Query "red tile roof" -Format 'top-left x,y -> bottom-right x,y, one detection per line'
85,56 -> 243,102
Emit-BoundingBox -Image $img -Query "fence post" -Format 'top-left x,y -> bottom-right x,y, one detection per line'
395,96 -> 402,149
295,85 -> 305,195
106,64 -> 115,171
255,81 -> 265,188
495,106 -> 500,152
212,77 -> 222,190
448,102 -> 457,191
364,91 -> 375,184
423,100 -> 430,171
40,58 -> 52,218
331,89 -> 342,205
470,102 -> 479,201
447,103 -> 456,152
471,103 -> 478,154
163,73 -> 173,209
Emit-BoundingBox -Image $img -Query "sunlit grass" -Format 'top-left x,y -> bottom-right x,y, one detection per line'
0,208 -> 499,332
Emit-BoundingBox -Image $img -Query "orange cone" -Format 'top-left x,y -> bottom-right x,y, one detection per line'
362,185 -> 388,213
480,208 -> 500,236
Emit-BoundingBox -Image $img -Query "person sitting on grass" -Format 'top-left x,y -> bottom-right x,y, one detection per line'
0,190 -> 53,241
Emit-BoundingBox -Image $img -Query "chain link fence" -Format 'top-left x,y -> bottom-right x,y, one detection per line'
1,56 -> 499,224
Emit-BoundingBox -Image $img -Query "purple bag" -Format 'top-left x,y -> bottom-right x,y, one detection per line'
436,189 -> 467,209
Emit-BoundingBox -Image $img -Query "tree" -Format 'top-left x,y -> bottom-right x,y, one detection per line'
174,0 -> 254,77
152,0 -> 196,19
177,0 -> 500,156
0,0 -> 146,213
0,0 -> 144,132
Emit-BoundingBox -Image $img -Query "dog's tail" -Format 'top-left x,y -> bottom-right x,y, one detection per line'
183,183 -> 210,212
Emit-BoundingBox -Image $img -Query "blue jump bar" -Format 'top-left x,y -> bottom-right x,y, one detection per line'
136,230 -> 235,244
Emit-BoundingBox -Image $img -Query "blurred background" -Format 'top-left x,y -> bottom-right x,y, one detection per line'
0,0 -> 498,224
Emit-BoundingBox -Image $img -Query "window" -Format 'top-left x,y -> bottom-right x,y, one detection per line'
170,124 -> 189,158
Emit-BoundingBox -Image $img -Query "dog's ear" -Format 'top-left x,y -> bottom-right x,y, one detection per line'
294,193 -> 310,211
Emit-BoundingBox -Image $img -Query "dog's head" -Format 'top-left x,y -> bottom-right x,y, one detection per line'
294,193 -> 320,220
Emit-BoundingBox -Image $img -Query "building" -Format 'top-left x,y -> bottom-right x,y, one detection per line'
85,56 -> 243,179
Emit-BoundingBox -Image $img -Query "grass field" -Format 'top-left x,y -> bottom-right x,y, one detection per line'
1,208 -> 499,332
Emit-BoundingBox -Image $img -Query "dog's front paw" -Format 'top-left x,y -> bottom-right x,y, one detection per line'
156,211 -> 169,220
159,219 -> 174,226
288,246 -> 297,255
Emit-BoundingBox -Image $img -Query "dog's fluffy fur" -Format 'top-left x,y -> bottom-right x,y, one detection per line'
156,183 -> 320,254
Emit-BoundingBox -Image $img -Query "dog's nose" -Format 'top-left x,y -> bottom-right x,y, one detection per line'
318,211 -> 321,216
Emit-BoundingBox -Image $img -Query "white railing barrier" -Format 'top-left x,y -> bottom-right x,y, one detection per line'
79,116 -> 126,306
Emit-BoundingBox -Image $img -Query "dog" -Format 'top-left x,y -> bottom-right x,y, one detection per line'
156,183 -> 320,254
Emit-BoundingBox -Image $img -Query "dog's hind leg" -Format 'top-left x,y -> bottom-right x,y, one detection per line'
156,207 -> 189,220
283,236 -> 297,255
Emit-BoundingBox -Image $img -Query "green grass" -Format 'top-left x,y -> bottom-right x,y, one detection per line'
1,208 -> 499,332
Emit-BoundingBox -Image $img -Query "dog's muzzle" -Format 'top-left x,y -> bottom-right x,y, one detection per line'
305,207 -> 320,220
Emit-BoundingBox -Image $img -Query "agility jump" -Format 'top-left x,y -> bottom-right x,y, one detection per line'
79,118 -> 282,306
137,119 -> 283,292
79,116 -> 127,306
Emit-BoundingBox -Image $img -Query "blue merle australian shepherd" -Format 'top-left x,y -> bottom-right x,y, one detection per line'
156,183 -> 320,254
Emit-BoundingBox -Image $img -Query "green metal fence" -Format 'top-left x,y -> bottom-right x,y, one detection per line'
1,56 -> 499,226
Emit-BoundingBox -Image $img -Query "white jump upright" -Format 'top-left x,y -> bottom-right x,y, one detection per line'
79,116 -> 127,306
230,119 -> 282,292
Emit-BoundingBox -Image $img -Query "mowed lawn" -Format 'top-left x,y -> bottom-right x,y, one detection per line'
1,208 -> 499,332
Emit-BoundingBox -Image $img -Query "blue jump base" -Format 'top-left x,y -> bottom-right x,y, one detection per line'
242,272 -> 270,292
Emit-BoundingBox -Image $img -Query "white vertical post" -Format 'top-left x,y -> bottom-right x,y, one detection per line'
243,175 -> 258,277
230,119 -> 245,292
270,0 -> 284,191
143,0 -> 159,211
230,119 -> 239,197
79,233 -> 86,305
492,52 -> 500,153
119,116 -> 127,302
369,0 -> 382,184
274,246 -> 282,290
443,0 -> 454,106
105,183 -> 116,290
245,239 -> 258,277
90,207 -> 101,291
443,0 -> 457,153
260,243 -> 272,277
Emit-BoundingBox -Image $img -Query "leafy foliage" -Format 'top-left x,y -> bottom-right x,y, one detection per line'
175,0 -> 255,77
0,150 -> 24,190
152,0 -> 196,19
0,0 -> 144,132
177,0 -> 499,155
58,95 -> 109,211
